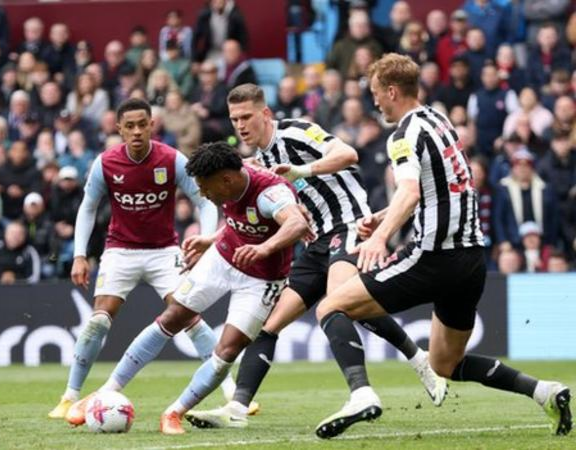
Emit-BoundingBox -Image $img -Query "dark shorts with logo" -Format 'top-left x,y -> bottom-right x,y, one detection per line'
288,225 -> 361,309
359,243 -> 486,331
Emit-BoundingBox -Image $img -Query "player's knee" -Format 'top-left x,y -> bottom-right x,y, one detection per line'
315,299 -> 335,322
214,341 -> 245,362
83,311 -> 112,337
158,303 -> 196,335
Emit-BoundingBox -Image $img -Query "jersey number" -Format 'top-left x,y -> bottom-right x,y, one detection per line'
442,141 -> 473,193
261,281 -> 283,306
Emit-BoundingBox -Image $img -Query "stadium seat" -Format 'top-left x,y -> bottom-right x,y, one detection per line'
250,58 -> 286,108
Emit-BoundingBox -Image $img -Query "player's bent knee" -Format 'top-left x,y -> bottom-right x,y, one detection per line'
83,311 -> 112,337
159,302 -> 198,335
316,299 -> 337,322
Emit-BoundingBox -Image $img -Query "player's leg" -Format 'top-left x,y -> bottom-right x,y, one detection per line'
49,249 -> 139,419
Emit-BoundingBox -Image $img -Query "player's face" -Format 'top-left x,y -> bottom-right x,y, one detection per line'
370,75 -> 395,122
117,109 -> 153,153
195,174 -> 232,206
229,101 -> 270,148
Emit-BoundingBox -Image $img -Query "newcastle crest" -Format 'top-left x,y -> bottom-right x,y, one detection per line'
246,207 -> 259,225
154,167 -> 167,185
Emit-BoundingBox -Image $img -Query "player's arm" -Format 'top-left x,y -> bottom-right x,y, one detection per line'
175,152 -> 219,235
354,136 -> 421,273
233,184 -> 310,268
72,156 -> 106,288
272,124 -> 358,181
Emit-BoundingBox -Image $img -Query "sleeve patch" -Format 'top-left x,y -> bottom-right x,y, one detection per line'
389,138 -> 413,162
304,124 -> 329,144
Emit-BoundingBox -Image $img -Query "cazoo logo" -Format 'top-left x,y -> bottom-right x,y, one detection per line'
225,217 -> 270,235
113,190 -> 169,207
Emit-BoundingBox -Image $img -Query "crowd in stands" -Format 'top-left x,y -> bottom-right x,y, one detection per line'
1,0 -> 576,284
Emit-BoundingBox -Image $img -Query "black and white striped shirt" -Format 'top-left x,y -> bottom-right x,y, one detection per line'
387,105 -> 484,251
256,120 -> 371,237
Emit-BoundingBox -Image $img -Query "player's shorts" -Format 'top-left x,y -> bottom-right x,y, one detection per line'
172,245 -> 284,341
359,243 -> 486,331
94,246 -> 184,301
288,223 -> 361,309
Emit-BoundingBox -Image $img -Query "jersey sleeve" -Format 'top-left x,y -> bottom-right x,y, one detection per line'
256,184 -> 298,219
387,132 -> 421,182
289,121 -> 335,156
84,155 -> 107,199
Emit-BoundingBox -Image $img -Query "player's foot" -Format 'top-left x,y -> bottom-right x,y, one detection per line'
413,352 -> 447,406
185,403 -> 248,429
221,376 -> 260,416
48,397 -> 74,419
542,383 -> 572,436
315,386 -> 382,439
247,401 -> 260,416
160,411 -> 186,435
65,392 -> 96,426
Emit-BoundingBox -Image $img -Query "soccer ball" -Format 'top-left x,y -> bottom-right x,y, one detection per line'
85,391 -> 135,433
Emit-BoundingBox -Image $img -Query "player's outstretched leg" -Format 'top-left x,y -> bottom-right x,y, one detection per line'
315,311 -> 382,439
360,316 -> 447,406
449,354 -> 572,435
185,329 -> 277,429
48,311 -> 112,419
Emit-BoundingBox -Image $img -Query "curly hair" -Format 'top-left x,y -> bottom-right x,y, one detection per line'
185,141 -> 243,178
116,97 -> 151,121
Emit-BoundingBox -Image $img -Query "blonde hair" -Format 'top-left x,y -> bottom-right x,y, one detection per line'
368,53 -> 420,98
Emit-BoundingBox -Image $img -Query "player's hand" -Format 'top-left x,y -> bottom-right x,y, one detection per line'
232,244 -> 270,268
71,256 -> 90,289
352,235 -> 388,273
271,163 -> 311,182
180,236 -> 212,273
357,214 -> 380,240
297,204 -> 316,242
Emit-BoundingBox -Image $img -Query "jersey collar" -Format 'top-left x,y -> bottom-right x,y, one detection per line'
397,105 -> 426,127
258,120 -> 278,153
125,140 -> 153,164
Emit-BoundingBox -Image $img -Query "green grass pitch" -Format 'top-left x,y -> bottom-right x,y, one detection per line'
1,360 -> 575,449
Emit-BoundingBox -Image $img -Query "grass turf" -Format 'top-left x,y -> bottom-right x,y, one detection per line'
0,360 -> 575,449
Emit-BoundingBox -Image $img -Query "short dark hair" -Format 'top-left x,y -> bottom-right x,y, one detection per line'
116,98 -> 151,121
186,141 -> 243,178
227,83 -> 266,105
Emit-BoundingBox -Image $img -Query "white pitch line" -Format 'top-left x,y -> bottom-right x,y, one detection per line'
133,423 -> 550,450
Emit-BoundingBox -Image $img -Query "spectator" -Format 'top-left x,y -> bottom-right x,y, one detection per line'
541,69 -> 571,112
159,9 -> 193,61
0,221 -> 40,284
537,129 -> 576,252
380,0 -> 412,52
347,45 -> 375,85
462,0 -> 509,56
0,140 -> 41,220
39,160 -> 59,207
57,130 -> 95,181
507,112 -> 548,157
326,9 -> 383,79
28,61 -> 50,109
160,39 -> 193,98
468,62 -> 519,156
493,147 -> 557,249
174,196 -> 196,243
503,87 -> 553,138
193,0 -> 249,64
95,110 -> 118,150
524,0 -> 571,45
163,90 -> 201,156
435,9 -> 468,83
332,97 -> 365,147
519,221 -> 552,272
526,23 -> 572,92
50,166 -> 83,277
100,40 -> 134,105
419,61 -> 441,105
547,249 -> 570,272
16,51 -> 37,92
286,0 -> 317,63
135,48 -> 159,88
425,9 -> 448,61
470,155 -> 494,249
18,113 -> 41,151
437,55 -> 474,112
0,116 -> 11,154
126,26 -> 150,68
66,72 -> 110,128
497,247 -> 524,273
6,90 -> 31,141
356,116 -> 390,197
495,43 -> 526,94
314,69 -> 344,133
0,6 -> 8,69
16,17 -> 48,59
150,105 -> 177,148
189,60 -> 231,141
53,109 -> 74,156
462,27 -> 490,89
301,64 -> 323,118
1,65 -> 19,112
146,68 -> 177,107
42,23 -> 75,79
219,39 -> 257,89
63,40 -> 93,92
398,21 -> 430,65
542,95 -> 576,143
37,81 -> 64,129
273,76 -> 305,120
113,64 -> 139,109
33,128 -> 56,170
20,191 -> 54,278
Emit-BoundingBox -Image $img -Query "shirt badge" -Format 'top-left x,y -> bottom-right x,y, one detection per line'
246,207 -> 259,225
154,167 -> 167,185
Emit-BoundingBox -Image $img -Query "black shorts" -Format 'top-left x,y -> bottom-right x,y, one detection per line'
360,243 -> 486,331
288,225 -> 360,309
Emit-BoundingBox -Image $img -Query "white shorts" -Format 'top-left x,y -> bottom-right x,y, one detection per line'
172,245 -> 284,341
94,246 -> 183,301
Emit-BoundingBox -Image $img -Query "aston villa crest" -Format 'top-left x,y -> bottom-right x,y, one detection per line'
154,167 -> 167,185
246,207 -> 259,225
